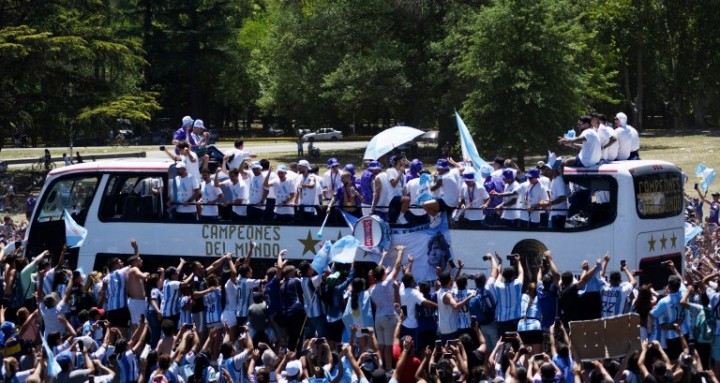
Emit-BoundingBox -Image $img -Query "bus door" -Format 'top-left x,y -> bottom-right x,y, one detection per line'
27,175 -> 100,267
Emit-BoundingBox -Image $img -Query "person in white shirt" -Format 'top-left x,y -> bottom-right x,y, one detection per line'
224,139 -> 257,171
458,169 -> 489,228
384,154 -> 411,225
628,125 -> 640,160
169,162 -> 200,221
40,272 -> 73,336
491,169 -> 521,227
423,158 -> 461,228
322,158 -> 343,202
599,256 -> 636,318
264,165 -> 296,223
592,113 -> 618,161
246,161 -> 267,221
296,159 -> 319,221
215,165 -> 247,222
164,141 -> 201,181
198,168 -> 223,221
519,168 -> 544,228
399,270 -> 438,343
614,112 -> 633,160
405,168 -> 431,226
558,116 -> 601,168
543,158 -> 569,229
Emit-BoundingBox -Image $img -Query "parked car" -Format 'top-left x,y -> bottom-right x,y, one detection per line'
267,127 -> 285,137
302,128 -> 343,141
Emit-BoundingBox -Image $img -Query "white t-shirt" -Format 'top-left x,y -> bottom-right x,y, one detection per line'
600,281 -> 634,318
578,128 -> 601,167
224,279 -> 238,313
297,173 -> 319,213
385,168 -> 405,198
272,178 -> 296,215
182,152 -> 200,181
200,180 -> 222,217
41,300 -> 67,336
501,181 -> 521,220
406,177 -> 428,216
549,175 -> 569,218
221,179 -> 248,216
323,169 -> 343,200
628,125 -> 640,151
461,182 -> 489,220
615,126 -> 632,160
437,169 -> 460,208
400,286 -> 427,329
263,171 -> 279,199
226,148 -> 251,170
437,287 -> 458,335
520,180 -> 544,223
374,172 -> 391,213
597,125 -> 618,161
248,172 -> 266,208
173,175 -> 200,213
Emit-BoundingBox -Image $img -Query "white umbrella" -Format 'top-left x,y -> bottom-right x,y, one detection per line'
363,126 -> 425,160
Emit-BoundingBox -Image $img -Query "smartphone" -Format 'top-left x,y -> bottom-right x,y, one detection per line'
532,353 -> 544,361
633,270 -> 643,276
400,306 -> 408,317
317,337 -> 326,344
689,341 -> 696,354
360,328 -> 370,335
184,324 -> 193,330
435,340 -> 442,348
442,352 -> 452,359
503,332 -> 518,340
299,349 -> 311,356
159,145 -> 166,151
449,260 -> 456,269
14,241 -> 21,249
78,341 -> 84,351
447,339 -> 459,346
620,260 -> 626,268
471,315 -> 477,325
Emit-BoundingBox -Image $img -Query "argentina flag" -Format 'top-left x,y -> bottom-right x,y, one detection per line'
695,163 -> 716,192
329,235 -> 360,264
64,209 -> 88,248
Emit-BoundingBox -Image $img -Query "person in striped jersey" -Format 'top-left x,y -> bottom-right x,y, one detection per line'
299,260 -> 327,340
235,262 -> 262,328
493,253 -> 524,334
100,254 -> 131,335
599,257 -> 637,318
648,270 -> 689,361
160,258 -> 190,328
217,334 -> 253,383
517,282 -> 542,353
115,317 -> 149,383
41,245 -> 67,297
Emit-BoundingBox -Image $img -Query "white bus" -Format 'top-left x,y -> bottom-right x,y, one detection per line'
21,158 -> 684,288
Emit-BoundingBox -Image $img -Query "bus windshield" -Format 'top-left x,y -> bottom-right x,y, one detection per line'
634,171 -> 683,219
37,176 -> 100,224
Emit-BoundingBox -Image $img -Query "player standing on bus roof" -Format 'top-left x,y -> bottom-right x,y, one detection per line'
423,158 -> 461,229
127,240 -> 150,335
519,168 -> 544,229
458,169 -> 489,228
491,169 -> 521,227
296,160 -> 319,222
169,162 -> 200,221
558,116 -> 602,168
225,140 -> 257,171
246,161 -> 267,222
199,168 -> 223,222
599,255 -> 636,318
545,157 -> 569,229
216,163 -> 247,222
264,165 -> 296,223
323,158 -> 343,203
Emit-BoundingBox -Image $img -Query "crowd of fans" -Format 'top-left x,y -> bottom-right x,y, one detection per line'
1,112 -> 702,383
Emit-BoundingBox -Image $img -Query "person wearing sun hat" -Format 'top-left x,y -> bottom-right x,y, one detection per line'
362,160 -> 383,216
490,169 -> 521,227
172,115 -> 194,145
422,158 -> 462,229
458,169 -> 490,228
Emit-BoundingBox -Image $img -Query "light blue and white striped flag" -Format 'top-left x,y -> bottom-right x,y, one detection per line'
64,209 -> 87,248
311,240 -> 333,275
42,334 -> 62,377
685,222 -> 703,245
329,235 -> 360,264
455,111 -> 490,169
695,163 -> 716,193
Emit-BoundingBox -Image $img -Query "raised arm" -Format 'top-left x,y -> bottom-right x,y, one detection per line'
242,241 -> 256,266
545,251 -> 560,286
514,253 -> 524,283
387,245 -> 405,281
206,254 -> 229,276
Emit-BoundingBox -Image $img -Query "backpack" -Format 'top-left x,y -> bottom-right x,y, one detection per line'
694,305 -> 717,344
474,288 -> 496,325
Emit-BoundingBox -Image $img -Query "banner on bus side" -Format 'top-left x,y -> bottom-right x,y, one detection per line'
569,313 -> 641,361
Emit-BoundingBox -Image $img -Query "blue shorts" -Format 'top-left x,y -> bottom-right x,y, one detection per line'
574,155 -> 585,168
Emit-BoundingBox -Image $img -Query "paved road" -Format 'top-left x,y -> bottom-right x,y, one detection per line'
145,140 -> 369,158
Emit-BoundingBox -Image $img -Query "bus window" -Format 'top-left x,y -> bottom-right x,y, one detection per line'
37,176 -> 99,225
565,175 -> 617,230
99,174 -> 166,220
634,172 -> 683,219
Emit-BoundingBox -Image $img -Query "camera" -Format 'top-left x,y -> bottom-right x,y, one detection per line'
620,260 -> 626,269
184,324 -> 193,330
482,255 -> 491,261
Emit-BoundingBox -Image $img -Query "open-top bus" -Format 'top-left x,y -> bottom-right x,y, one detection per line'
21,158 -> 684,288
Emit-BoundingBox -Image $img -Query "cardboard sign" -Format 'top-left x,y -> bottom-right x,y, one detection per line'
569,313 -> 642,361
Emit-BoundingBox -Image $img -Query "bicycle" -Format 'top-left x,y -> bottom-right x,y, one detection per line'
112,134 -> 129,148
31,156 -> 56,172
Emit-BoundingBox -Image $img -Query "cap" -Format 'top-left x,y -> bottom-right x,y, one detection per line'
389,154 -> 405,166
276,165 -> 287,173
368,161 -> 382,171
536,161 -> 549,169
193,119 -> 205,129
436,158 -> 449,170
251,161 -> 262,169
343,164 -> 355,175
462,171 -> 475,181
327,158 -> 340,167
526,168 -> 540,179
579,115 -> 591,124
0,322 -> 15,337
181,116 -> 193,127
480,166 -> 493,177
175,162 -> 186,170
493,157 -> 505,166
56,352 -> 74,370
502,169 -> 515,181
286,360 -> 302,377
410,159 -> 423,174
298,160 -> 310,169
